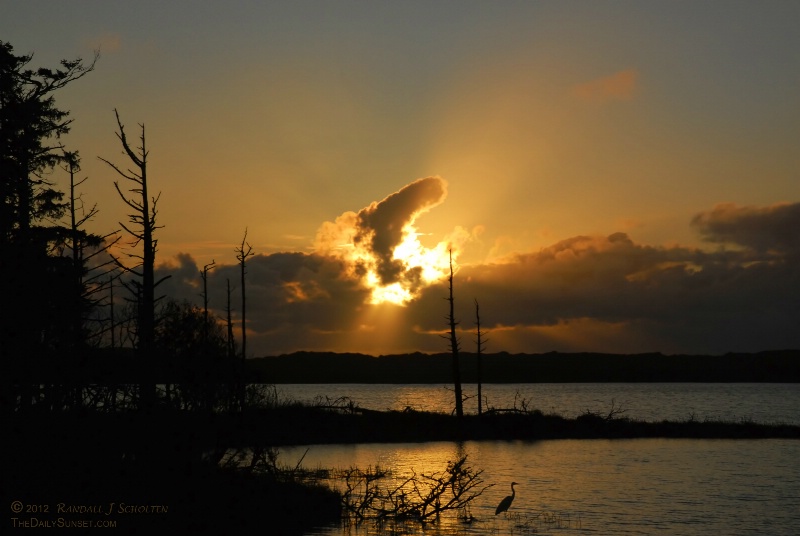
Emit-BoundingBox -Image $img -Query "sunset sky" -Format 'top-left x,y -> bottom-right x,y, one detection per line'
4,1 -> 799,356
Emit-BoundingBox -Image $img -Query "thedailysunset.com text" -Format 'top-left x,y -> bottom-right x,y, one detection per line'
11,501 -> 169,528
11,518 -> 118,529
9,500 -> 169,529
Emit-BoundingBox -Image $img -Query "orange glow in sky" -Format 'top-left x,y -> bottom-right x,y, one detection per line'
6,1 -> 800,356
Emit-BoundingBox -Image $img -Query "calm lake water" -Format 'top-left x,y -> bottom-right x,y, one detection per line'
275,383 -> 800,424
271,384 -> 800,535
283,438 -> 800,536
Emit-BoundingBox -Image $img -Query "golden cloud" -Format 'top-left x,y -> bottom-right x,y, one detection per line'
572,69 -> 639,102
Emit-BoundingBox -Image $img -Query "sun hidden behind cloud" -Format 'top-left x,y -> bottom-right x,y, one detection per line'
315,177 -> 464,305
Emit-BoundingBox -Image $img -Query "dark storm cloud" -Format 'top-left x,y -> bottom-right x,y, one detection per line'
154,250 -> 369,355
406,229 -> 800,354
691,202 -> 800,255
151,198 -> 800,356
155,253 -> 201,299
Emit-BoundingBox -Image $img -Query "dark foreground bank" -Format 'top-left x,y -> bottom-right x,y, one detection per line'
7,406 -> 799,533
10,404 -> 800,450
6,410 -> 346,535
245,405 -> 800,444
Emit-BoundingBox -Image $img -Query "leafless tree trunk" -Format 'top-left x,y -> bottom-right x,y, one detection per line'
61,151 -> 119,408
200,260 -> 216,345
108,275 -> 117,411
226,278 -> 235,359
225,277 -> 237,413
235,229 -> 254,358
109,275 -> 116,349
445,249 -> 463,419
99,109 -> 168,411
67,153 -> 87,351
235,229 -> 254,411
474,299 -> 488,416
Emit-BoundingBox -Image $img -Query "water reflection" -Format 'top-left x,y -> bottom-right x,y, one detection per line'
285,439 -> 800,535
275,383 -> 800,424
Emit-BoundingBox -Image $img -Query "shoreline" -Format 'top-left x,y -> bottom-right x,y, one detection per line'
9,406 -> 800,448
8,406 -> 798,534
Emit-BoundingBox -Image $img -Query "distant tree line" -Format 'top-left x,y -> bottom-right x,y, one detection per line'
248,350 -> 800,384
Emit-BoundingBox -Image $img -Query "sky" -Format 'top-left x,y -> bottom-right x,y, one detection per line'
3,1 -> 800,356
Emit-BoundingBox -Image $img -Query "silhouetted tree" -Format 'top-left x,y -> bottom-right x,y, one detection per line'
61,151 -> 119,348
235,229 -> 254,358
234,229 -> 254,411
444,249 -> 464,419
156,299 -> 233,411
108,275 -> 116,349
1,41 -> 97,247
51,151 -> 120,408
0,41 -> 97,410
225,277 -> 237,412
200,260 -> 215,345
64,151 -> 96,350
225,278 -> 235,359
99,109 -> 169,411
474,299 -> 488,416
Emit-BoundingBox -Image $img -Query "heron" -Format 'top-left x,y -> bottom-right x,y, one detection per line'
495,481 -> 518,515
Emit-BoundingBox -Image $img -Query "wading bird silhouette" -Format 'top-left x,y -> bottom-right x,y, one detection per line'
495,481 -> 518,515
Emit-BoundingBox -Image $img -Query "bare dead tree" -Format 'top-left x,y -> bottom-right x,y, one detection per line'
39,151 -> 121,410
107,274 -> 118,410
226,278 -> 235,360
442,249 -> 464,419
225,277 -> 237,413
109,275 -> 116,349
63,151 -> 120,348
474,299 -> 488,416
66,151 -> 94,350
234,229 -> 254,411
200,260 -> 216,345
98,109 -> 169,410
235,229 -> 254,358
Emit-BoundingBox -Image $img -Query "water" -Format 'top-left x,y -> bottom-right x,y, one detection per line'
274,383 -> 800,425
283,439 -> 800,535
268,384 -> 800,535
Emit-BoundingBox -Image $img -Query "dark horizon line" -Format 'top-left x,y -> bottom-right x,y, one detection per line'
256,348 -> 800,359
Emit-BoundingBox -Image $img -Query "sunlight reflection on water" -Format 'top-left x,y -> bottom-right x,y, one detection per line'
287,439 -> 800,536
276,383 -> 800,424
270,383 -> 800,534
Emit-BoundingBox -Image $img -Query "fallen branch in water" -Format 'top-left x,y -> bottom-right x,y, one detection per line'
339,455 -> 493,524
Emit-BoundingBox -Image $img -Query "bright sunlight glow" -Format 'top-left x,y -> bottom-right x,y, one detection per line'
367,224 -> 454,305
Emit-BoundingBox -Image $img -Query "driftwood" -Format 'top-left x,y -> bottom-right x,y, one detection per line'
339,455 -> 493,523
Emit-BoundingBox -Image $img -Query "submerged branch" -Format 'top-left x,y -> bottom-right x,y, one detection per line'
339,455 -> 492,524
